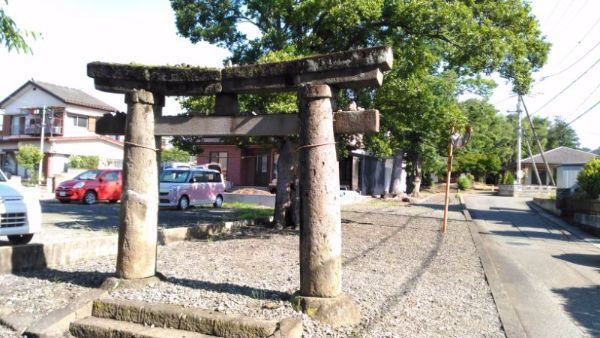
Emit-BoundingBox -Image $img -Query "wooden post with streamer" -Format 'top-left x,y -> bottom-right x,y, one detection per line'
442,125 -> 471,232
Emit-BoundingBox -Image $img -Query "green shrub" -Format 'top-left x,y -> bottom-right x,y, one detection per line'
466,173 -> 475,183
457,176 -> 471,190
69,155 -> 99,169
577,158 -> 600,199
502,171 -> 515,185
16,144 -> 42,176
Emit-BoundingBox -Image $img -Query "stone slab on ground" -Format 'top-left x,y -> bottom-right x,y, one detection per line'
92,298 -> 280,337
70,316 -> 215,338
0,235 -> 117,274
24,288 -> 108,338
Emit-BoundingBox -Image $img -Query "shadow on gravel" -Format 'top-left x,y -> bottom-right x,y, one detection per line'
553,253 -> 600,270
342,218 -> 410,267
163,277 -> 291,301
354,230 -> 445,336
13,268 -> 111,288
552,285 -> 600,337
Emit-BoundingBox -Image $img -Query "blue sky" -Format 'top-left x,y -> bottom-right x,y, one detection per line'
1,0 -> 599,149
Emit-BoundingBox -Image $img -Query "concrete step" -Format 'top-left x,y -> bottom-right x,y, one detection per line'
87,299 -> 301,338
70,316 -> 215,337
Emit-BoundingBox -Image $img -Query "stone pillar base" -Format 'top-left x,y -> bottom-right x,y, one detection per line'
100,276 -> 161,291
294,293 -> 361,327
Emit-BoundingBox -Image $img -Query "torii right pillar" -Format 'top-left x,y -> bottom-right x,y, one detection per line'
297,84 -> 361,327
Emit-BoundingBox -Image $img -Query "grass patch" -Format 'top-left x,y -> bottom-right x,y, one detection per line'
223,202 -> 273,220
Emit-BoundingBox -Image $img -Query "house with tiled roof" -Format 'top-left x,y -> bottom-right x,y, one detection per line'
0,80 -> 124,179
521,146 -> 598,188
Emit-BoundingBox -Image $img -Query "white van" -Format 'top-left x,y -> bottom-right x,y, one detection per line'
0,170 -> 42,244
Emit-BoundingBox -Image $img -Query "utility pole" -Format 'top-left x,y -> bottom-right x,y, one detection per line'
38,106 -> 46,185
519,95 -> 556,186
515,98 -> 523,184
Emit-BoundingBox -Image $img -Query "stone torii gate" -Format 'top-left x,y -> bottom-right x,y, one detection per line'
87,46 -> 392,325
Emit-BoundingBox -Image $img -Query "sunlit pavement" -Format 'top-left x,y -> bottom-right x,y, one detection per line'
465,193 -> 600,338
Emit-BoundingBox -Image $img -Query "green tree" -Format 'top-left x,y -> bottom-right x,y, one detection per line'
171,0 -> 549,194
0,1 -> 37,53
453,99 -> 513,182
15,144 -> 42,176
577,158 -> 600,199
161,147 -> 191,163
546,117 -> 580,150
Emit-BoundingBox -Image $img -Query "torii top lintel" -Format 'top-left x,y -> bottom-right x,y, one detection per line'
87,46 -> 393,96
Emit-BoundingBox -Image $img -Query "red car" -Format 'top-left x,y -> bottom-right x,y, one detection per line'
55,169 -> 122,204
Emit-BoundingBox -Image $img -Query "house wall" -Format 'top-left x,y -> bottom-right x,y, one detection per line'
556,165 -> 583,189
0,138 -> 123,178
523,164 -> 557,185
1,85 -> 63,114
195,145 -> 242,186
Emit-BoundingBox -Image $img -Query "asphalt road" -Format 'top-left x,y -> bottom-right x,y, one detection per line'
465,193 -> 600,338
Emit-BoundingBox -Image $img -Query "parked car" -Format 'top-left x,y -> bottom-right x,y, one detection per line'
159,168 -> 225,210
55,169 -> 122,204
0,169 -> 41,244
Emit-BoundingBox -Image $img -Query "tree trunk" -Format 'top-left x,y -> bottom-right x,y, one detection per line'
273,138 -> 298,228
405,151 -> 422,197
389,149 -> 404,196
412,154 -> 422,197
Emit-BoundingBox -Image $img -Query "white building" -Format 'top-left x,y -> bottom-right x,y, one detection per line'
0,80 -> 124,179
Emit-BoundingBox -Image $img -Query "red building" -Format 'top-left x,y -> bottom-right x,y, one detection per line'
196,143 -> 276,187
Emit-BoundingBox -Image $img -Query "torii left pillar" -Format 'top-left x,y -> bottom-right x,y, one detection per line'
296,85 -> 361,327
116,89 -> 159,279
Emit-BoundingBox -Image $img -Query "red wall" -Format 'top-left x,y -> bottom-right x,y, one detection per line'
196,145 -> 242,186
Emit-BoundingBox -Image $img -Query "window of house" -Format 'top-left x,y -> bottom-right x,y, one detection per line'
209,152 -> 228,171
257,154 -> 268,174
69,114 -> 88,128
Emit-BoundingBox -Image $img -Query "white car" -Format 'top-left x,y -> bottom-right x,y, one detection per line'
0,170 -> 42,245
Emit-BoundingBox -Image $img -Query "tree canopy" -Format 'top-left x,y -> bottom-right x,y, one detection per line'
170,0 -> 550,189
0,1 -> 36,53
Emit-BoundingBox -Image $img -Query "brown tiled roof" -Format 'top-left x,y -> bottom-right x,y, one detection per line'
522,146 -> 598,165
0,80 -> 116,112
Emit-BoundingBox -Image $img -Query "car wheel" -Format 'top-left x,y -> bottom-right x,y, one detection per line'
213,195 -> 223,208
7,234 -> 33,245
83,191 -> 97,205
178,196 -> 189,210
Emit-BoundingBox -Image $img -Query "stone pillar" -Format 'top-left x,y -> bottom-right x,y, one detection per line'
298,84 -> 342,297
116,89 -> 159,279
296,84 -> 360,326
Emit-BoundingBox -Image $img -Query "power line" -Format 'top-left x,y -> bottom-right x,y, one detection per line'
557,15 -> 600,65
567,97 -> 600,125
532,55 -> 600,116
539,38 -> 600,81
565,81 -> 600,120
547,0 -> 576,36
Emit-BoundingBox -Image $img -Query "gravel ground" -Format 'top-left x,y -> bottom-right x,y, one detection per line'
0,194 -> 504,337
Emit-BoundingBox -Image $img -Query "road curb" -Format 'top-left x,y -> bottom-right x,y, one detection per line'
458,194 -> 527,338
528,202 -> 600,250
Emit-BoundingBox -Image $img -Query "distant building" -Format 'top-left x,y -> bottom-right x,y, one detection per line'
0,80 -> 124,179
521,146 -> 598,189
194,139 -> 276,187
